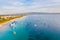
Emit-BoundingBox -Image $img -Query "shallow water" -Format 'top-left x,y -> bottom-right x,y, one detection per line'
0,15 -> 60,40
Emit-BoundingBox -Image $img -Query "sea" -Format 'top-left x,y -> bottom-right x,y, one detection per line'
0,14 -> 60,40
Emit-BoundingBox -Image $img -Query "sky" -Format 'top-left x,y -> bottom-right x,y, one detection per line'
0,0 -> 60,14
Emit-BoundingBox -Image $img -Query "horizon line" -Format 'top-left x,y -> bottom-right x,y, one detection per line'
0,13 -> 60,16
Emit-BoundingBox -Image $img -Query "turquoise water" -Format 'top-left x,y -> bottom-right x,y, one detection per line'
0,15 -> 60,40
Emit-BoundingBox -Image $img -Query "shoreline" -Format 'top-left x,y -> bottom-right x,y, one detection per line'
0,16 -> 25,27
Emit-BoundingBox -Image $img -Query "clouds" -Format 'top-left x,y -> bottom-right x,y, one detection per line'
8,1 -> 24,6
0,0 -> 60,14
0,0 -> 60,6
49,0 -> 60,2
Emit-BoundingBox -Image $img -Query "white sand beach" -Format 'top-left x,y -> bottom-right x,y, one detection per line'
0,16 -> 25,27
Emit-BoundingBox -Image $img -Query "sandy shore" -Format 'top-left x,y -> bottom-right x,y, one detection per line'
0,16 -> 25,27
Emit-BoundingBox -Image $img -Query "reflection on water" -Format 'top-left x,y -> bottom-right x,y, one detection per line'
0,15 -> 60,40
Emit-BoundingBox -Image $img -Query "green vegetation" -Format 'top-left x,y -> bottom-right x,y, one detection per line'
0,15 -> 24,24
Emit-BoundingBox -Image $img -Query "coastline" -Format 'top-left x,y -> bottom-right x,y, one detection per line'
0,16 -> 25,27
